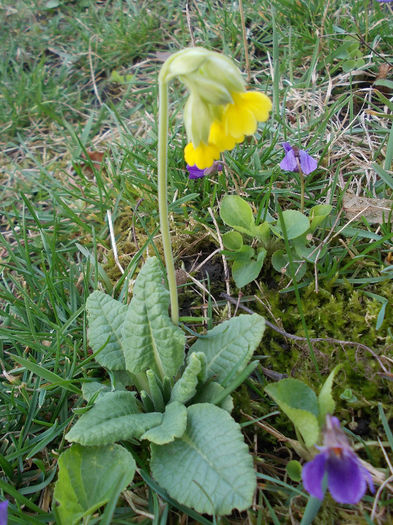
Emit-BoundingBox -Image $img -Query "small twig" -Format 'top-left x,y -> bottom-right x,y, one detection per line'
107,210 -> 124,275
185,1 -> 196,46
238,0 -> 251,83
371,474 -> 393,521
221,293 -> 389,373
88,37 -> 102,106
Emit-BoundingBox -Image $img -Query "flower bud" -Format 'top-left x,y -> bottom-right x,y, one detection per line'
163,48 -> 210,81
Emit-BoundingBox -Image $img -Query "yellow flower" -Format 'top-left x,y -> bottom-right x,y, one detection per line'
184,90 -> 272,169
221,91 -> 272,139
184,142 -> 220,169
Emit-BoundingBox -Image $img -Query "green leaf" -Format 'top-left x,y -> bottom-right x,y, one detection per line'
264,379 -> 320,447
193,382 -> 233,412
232,248 -> 266,288
318,365 -> 342,425
252,221 -> 270,243
81,382 -> 110,402
309,204 -> 333,232
170,352 -> 206,404
271,250 -> 307,281
220,195 -> 255,236
222,230 -> 243,251
123,257 -> 185,378
286,460 -> 302,482
54,444 -> 135,525
66,391 -> 162,446
270,210 -> 310,240
150,403 -> 256,515
86,291 -> 127,370
189,314 -> 265,386
141,402 -> 187,444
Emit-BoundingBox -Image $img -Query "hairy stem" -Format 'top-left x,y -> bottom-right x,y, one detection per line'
158,76 -> 179,325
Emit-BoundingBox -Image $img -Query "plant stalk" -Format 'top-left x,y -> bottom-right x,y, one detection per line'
158,76 -> 179,325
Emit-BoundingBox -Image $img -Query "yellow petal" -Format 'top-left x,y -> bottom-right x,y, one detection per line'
209,121 -> 236,151
184,142 -> 220,169
223,102 -> 257,138
237,91 -> 272,122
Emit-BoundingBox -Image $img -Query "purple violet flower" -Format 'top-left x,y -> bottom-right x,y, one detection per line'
186,161 -> 223,179
279,142 -> 318,175
302,415 -> 374,504
0,500 -> 8,525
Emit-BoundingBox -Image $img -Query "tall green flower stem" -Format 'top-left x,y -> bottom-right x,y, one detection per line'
158,68 -> 179,325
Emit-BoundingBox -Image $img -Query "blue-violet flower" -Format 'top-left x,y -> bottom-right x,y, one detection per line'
279,142 -> 318,175
0,500 -> 8,525
302,415 -> 374,504
186,161 -> 223,179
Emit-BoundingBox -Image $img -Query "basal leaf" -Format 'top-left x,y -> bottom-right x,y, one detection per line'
170,352 -> 206,404
150,403 -> 256,515
192,382 -> 233,412
123,257 -> 185,378
66,391 -> 162,446
141,402 -> 187,444
189,314 -> 265,386
81,381 -> 110,402
264,379 -> 320,447
86,291 -> 127,370
54,443 -> 135,525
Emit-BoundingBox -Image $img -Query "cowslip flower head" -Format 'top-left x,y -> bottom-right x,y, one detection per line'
0,500 -> 8,525
280,142 -> 318,175
302,415 -> 374,504
160,48 -> 272,169
186,161 -> 223,179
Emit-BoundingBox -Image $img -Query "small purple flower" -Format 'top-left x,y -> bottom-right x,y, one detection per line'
302,415 -> 374,504
186,161 -> 223,179
279,142 -> 318,175
0,500 -> 8,525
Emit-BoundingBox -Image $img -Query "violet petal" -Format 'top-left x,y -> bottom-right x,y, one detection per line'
302,451 -> 327,500
282,142 -> 293,153
187,164 -> 206,179
326,452 -> 367,504
299,149 -> 318,175
0,501 -> 8,525
279,149 -> 298,172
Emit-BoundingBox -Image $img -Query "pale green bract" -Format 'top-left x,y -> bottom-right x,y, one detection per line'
54,257 -> 265,520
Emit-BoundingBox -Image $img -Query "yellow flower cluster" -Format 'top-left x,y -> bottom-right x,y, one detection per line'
184,91 -> 272,169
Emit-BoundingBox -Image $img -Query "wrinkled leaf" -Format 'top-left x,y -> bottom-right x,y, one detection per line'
190,314 -> 265,386
265,379 -> 320,447
86,291 -> 127,370
192,381 -> 233,412
66,391 -> 162,446
123,257 -> 185,378
54,443 -> 135,525
151,403 -> 256,515
141,402 -> 187,444
170,352 -> 206,404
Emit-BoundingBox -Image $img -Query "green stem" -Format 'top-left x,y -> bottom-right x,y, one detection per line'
158,75 -> 179,325
300,170 -> 305,213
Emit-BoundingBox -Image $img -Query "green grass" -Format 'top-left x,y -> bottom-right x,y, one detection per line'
1,0 -> 393,522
